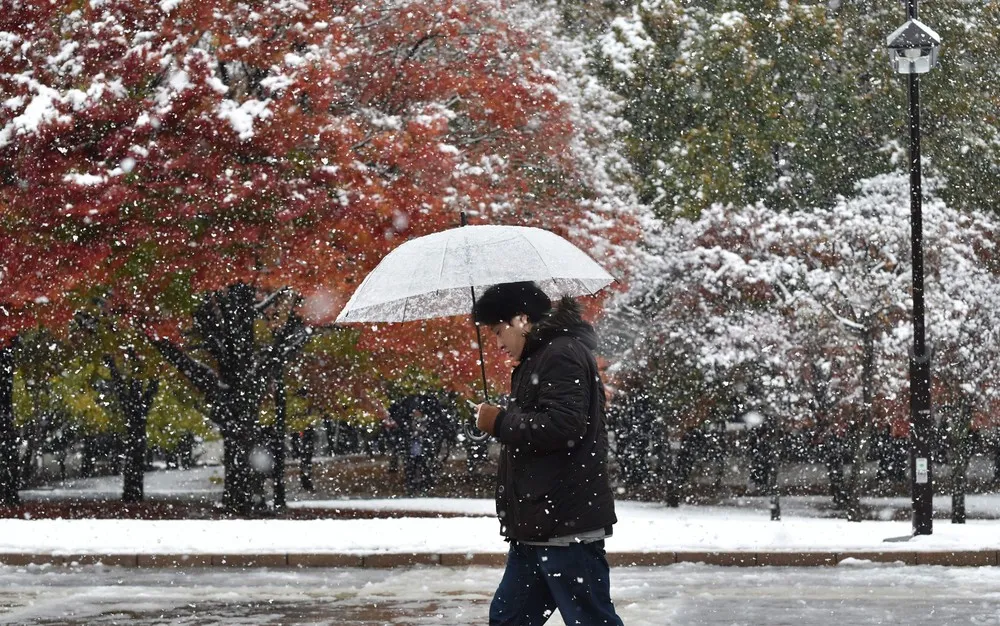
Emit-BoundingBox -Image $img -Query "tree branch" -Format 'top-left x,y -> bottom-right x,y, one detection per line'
254,287 -> 290,314
149,337 -> 223,398
141,378 -> 160,414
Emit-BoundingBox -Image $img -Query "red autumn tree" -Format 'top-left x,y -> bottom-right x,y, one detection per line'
0,234 -> 118,505
0,0 -> 640,512
0,3 -> 130,505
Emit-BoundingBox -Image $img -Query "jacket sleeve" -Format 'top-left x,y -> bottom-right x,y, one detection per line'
493,343 -> 591,452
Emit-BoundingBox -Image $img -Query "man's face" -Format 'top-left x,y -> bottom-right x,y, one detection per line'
489,315 -> 530,362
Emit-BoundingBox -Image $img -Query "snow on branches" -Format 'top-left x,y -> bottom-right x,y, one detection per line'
606,173 -> 1000,433
1,0 -> 644,390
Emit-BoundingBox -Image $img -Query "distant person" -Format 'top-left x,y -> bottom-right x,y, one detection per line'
609,382 -> 657,492
297,427 -> 315,492
384,396 -> 412,472
471,281 -> 623,626
399,394 -> 444,495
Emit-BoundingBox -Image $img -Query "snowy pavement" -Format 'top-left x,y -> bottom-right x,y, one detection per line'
3,562 -> 1000,625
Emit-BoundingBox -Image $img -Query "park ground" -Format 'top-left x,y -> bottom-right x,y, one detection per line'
11,447 -> 1000,523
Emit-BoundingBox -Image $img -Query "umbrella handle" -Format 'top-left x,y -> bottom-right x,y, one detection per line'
465,289 -> 492,443
460,391 -> 491,442
464,419 -> 491,442
463,320 -> 493,442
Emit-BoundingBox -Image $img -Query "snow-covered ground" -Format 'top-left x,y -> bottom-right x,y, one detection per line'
3,501 -> 1000,556
21,466 -> 225,501
7,466 -> 1000,555
6,465 -> 1000,625
23,456 -> 1000,516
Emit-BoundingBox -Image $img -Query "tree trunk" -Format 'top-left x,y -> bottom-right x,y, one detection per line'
951,403 -> 972,524
272,375 -> 287,510
221,419 -> 257,515
299,426 -> 315,492
768,419 -> 781,521
842,429 -> 868,522
81,437 -> 95,478
843,334 -> 877,522
712,420 -> 727,493
122,416 -> 145,503
325,418 -> 337,455
152,284 -> 263,516
993,435 -> 1000,485
151,283 -> 309,517
951,480 -> 966,524
825,438 -> 848,510
843,421 -> 878,522
828,464 -> 847,510
663,451 -> 680,508
18,409 -> 51,489
0,345 -> 19,507
121,389 -> 156,503
219,399 -> 271,513
108,357 -> 159,504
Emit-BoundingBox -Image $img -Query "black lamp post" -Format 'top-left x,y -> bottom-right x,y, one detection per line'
885,3 -> 941,536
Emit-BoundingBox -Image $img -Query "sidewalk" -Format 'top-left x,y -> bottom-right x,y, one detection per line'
2,499 -> 998,568
8,561 -> 1000,626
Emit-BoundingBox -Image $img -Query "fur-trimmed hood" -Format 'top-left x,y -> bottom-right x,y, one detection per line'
522,296 -> 597,357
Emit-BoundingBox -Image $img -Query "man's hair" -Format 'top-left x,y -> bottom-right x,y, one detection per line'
472,281 -> 552,326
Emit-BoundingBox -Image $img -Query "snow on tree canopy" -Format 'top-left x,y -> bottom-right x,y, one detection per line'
604,172 -> 1000,438
1,0 -> 644,391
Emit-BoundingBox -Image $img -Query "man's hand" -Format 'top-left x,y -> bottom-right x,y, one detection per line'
475,403 -> 502,435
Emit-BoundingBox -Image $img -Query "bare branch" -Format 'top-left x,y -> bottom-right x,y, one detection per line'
149,337 -> 224,398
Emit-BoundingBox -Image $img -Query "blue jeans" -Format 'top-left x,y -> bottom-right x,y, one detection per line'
489,540 -> 624,626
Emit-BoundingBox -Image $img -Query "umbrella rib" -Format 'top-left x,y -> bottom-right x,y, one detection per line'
436,232 -> 452,298
402,234 -> 448,322
525,236 -> 554,291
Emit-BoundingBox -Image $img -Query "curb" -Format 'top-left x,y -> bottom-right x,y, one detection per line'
0,550 -> 997,568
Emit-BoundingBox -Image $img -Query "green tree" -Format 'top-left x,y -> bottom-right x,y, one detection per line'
12,331 -> 113,486
904,2 -> 1000,214
597,0 -> 1000,219
145,370 -> 215,464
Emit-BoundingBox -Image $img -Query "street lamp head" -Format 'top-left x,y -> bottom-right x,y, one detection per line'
886,19 -> 942,74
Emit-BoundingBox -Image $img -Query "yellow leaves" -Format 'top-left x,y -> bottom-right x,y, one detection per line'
147,385 -> 214,451
51,371 -> 115,434
13,357 -> 116,434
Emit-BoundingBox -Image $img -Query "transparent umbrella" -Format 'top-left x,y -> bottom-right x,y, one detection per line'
336,215 -> 615,439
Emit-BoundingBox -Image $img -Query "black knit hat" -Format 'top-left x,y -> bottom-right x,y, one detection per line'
472,281 -> 552,325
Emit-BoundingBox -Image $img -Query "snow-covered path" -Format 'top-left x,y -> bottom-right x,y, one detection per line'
3,563 -> 1000,625
4,499 -> 1000,556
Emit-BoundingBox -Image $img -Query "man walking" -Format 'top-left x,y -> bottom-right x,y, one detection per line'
472,281 -> 624,626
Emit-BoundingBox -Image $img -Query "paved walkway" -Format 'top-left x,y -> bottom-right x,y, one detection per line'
3,563 -> 1000,625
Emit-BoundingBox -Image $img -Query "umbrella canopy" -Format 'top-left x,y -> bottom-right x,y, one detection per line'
335,225 -> 614,323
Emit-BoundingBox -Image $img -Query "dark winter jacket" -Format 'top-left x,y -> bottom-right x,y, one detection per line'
492,297 -> 617,542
